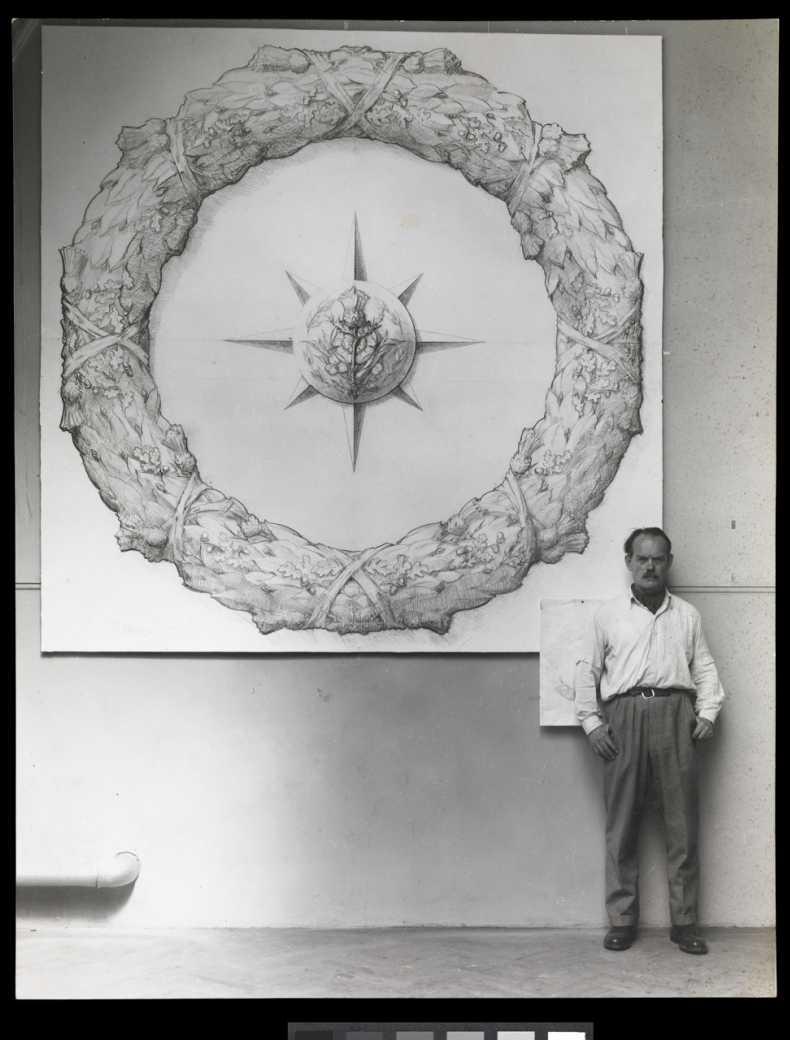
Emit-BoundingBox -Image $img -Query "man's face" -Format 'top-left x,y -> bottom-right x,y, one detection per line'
626,534 -> 673,595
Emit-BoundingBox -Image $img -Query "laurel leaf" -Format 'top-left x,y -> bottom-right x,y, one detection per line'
410,84 -> 441,101
569,234 -> 599,277
446,92 -> 491,113
578,209 -> 608,240
244,570 -> 276,588
218,71 -> 271,91
270,80 -> 309,99
565,171 -> 600,208
84,191 -> 110,223
107,227 -> 138,269
544,266 -> 561,295
105,167 -> 141,203
182,86 -> 224,106
542,236 -> 568,267
567,413 -> 598,450
240,97 -> 283,115
145,152 -> 179,189
531,161 -> 565,193
548,189 -> 571,215
99,191 -> 141,234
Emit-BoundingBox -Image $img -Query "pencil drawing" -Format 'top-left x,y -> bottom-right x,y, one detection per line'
540,598 -> 604,726
58,44 -> 644,636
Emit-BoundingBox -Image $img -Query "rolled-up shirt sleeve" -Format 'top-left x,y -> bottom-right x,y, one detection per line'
689,610 -> 726,723
574,610 -> 605,734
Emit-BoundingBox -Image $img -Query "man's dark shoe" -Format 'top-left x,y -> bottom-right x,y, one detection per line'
603,926 -> 636,951
670,925 -> 708,955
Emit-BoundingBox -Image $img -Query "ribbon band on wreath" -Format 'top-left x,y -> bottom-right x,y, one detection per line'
302,49 -> 408,136
59,44 -> 644,636
61,301 -> 149,379
307,544 -> 397,628
169,469 -> 208,560
165,117 -> 202,203
556,302 -> 642,387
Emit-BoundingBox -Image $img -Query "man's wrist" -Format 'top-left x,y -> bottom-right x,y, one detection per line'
582,717 -> 605,736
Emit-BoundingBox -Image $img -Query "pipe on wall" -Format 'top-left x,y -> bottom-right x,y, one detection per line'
17,851 -> 141,888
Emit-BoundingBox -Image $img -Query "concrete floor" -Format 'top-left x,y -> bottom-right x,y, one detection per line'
15,926 -> 775,999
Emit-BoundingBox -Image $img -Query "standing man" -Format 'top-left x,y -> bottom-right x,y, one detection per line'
574,527 -> 726,955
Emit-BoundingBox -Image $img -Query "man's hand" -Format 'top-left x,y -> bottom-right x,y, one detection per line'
588,723 -> 619,760
692,716 -> 715,741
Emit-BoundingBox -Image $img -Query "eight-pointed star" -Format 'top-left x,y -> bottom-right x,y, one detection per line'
225,215 -> 482,469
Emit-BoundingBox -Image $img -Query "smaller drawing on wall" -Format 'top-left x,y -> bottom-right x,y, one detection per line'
540,598 -> 604,726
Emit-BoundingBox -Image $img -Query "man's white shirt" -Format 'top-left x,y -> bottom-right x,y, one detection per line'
574,589 -> 726,734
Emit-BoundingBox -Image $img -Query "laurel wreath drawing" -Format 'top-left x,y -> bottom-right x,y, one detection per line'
59,45 -> 643,636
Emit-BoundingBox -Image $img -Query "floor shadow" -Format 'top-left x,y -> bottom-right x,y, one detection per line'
17,883 -> 136,922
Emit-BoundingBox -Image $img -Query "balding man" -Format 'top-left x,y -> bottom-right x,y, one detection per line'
574,527 -> 726,954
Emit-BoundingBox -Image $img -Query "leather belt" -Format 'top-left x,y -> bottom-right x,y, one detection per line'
620,686 -> 694,699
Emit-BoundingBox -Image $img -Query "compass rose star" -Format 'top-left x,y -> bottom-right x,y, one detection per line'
224,215 -> 482,470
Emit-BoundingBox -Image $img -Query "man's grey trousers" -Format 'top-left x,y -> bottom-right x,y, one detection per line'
602,691 -> 700,927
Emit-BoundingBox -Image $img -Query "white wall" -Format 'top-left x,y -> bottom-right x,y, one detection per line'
15,19 -> 776,928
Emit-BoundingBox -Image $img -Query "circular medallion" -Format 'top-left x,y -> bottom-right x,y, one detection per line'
294,281 -> 416,404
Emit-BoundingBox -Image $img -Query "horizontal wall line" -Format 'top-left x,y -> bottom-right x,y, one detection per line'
672,586 -> 775,593
15,582 -> 775,593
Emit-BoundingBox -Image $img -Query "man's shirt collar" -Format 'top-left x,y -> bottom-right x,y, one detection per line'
628,586 -> 672,614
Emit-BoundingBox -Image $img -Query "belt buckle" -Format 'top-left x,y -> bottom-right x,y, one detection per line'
641,687 -> 655,699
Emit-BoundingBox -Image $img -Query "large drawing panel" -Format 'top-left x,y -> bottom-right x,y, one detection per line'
41,27 -> 663,651
539,598 -> 604,726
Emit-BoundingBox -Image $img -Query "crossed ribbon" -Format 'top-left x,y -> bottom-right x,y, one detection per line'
62,300 -> 149,380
